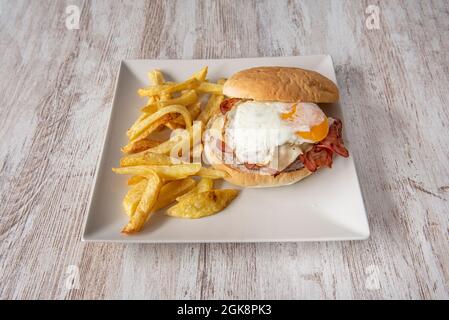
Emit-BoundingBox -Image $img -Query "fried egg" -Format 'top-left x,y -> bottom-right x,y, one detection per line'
225,101 -> 329,165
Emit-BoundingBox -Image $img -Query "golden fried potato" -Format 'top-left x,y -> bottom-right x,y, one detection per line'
124,114 -> 173,149
197,82 -> 223,94
112,163 -> 202,180
122,170 -> 162,233
196,177 -> 214,192
120,151 -> 173,167
164,121 -> 185,130
148,69 -> 170,100
176,177 -> 213,202
171,102 -> 201,126
167,189 -> 239,219
146,135 -> 182,155
154,178 -> 196,210
121,138 -> 162,154
141,90 -> 198,113
127,105 -> 192,141
138,78 -> 200,97
190,67 -> 208,81
127,175 -> 146,185
148,69 -> 165,85
122,179 -> 147,216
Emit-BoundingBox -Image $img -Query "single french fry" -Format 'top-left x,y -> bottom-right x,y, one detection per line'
197,177 -> 214,192
112,163 -> 202,180
121,138 -> 162,154
164,121 -> 186,130
138,78 -> 200,97
146,134 -> 183,155
190,66 -> 208,81
122,179 -> 147,216
141,90 -> 198,113
196,167 -> 229,179
176,177 -> 213,202
122,170 -> 162,233
197,82 -> 223,94
148,69 -> 165,85
167,189 -> 239,219
120,151 -> 173,167
127,175 -> 146,185
148,69 -> 170,100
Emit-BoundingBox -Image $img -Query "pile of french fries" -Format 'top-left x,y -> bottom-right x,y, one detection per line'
112,67 -> 239,234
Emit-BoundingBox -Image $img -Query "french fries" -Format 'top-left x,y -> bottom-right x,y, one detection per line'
113,67 -> 240,234
127,105 -> 192,141
167,190 -> 239,219
122,170 -> 162,233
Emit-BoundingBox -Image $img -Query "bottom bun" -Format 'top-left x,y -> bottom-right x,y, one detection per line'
203,119 -> 312,188
211,162 -> 312,188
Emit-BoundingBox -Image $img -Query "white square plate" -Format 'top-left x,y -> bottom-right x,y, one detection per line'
82,56 -> 369,243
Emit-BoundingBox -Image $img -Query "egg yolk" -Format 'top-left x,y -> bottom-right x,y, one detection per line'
280,104 -> 297,120
280,103 -> 329,142
296,117 -> 329,142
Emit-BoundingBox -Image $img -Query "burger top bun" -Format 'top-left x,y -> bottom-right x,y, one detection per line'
223,66 -> 339,103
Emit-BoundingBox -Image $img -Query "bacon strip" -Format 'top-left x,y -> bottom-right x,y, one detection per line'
220,98 -> 241,114
299,119 -> 349,172
318,119 -> 349,157
244,163 -> 262,170
216,139 -> 233,154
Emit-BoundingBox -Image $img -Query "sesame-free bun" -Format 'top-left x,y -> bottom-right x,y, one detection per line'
212,161 -> 312,188
203,114 -> 313,188
223,66 -> 339,103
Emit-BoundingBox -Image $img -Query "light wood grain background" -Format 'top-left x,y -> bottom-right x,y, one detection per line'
0,0 -> 448,300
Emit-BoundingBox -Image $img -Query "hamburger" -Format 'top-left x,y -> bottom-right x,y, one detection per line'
203,66 -> 349,188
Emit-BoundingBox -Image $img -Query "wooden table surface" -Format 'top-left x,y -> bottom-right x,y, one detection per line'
0,0 -> 448,300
